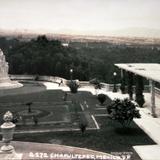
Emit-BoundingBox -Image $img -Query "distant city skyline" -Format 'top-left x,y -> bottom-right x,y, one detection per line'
0,0 -> 160,37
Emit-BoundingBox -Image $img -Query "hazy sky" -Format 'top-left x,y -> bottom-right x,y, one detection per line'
0,0 -> 160,35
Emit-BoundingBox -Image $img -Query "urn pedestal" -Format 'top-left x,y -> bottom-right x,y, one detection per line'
0,111 -> 22,159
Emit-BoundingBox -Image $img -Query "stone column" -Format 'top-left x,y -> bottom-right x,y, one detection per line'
150,80 -> 157,117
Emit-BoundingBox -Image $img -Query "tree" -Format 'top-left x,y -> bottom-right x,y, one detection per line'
97,94 -> 107,105
135,75 -> 145,107
79,113 -> 88,135
120,70 -> 126,94
107,98 -> 141,127
127,72 -> 134,100
6,36 -> 160,83
36,35 -> 49,46
33,115 -> 38,125
120,78 -> 126,94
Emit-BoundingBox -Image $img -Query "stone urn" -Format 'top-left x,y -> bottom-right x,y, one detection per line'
0,111 -> 15,153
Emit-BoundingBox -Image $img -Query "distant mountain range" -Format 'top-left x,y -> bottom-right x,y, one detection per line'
0,28 -> 160,45
109,27 -> 160,38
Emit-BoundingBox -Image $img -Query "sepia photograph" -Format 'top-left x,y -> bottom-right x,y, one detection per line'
0,0 -> 160,159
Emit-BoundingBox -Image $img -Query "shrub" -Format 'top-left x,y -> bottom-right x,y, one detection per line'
127,72 -> 134,100
135,75 -> 145,107
89,78 -> 100,85
79,123 -> 87,134
97,94 -> 107,105
12,114 -> 19,124
136,94 -> 145,108
89,78 -> 102,89
32,115 -> 38,125
34,75 -> 39,81
68,80 -> 79,93
63,92 -> 67,101
79,114 -> 88,135
120,80 -> 126,94
95,83 -> 102,89
107,98 -> 141,127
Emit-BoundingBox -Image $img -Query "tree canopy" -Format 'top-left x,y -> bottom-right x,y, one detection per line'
1,35 -> 160,82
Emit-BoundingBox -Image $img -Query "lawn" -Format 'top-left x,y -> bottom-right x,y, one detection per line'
13,122 -> 155,160
0,81 -> 156,160
0,82 -> 96,130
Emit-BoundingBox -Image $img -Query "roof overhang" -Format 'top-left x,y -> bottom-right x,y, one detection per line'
115,63 -> 160,83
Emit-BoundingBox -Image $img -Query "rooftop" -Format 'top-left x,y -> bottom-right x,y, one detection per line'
115,63 -> 160,82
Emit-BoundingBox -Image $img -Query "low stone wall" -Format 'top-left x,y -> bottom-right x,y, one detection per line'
10,75 -> 35,80
9,75 -> 151,94
10,75 -> 67,84
10,75 -> 95,87
101,83 -> 121,92
0,81 -> 23,89
79,81 -> 94,87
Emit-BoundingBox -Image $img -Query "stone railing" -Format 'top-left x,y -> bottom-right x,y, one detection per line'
10,74 -> 35,80
10,75 -> 67,84
10,75 -> 96,88
101,83 -> 121,92
101,83 -> 150,93
79,81 -> 94,87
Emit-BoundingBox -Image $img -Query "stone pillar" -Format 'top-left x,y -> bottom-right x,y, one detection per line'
135,75 -> 145,107
127,72 -> 134,100
150,80 -> 157,117
120,69 -> 126,94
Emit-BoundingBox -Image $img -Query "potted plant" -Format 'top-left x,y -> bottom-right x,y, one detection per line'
68,80 -> 79,93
